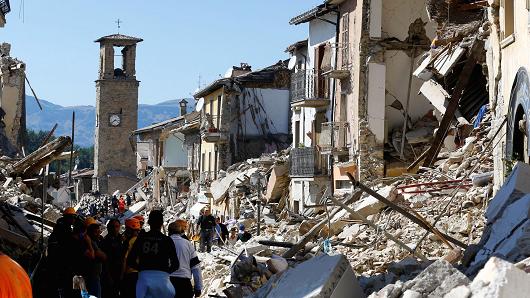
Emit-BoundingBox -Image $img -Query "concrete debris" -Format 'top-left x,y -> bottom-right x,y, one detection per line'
253,254 -> 365,298
468,162 -> 530,272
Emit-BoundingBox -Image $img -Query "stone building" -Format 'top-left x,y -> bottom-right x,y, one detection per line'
0,42 -> 25,156
93,34 -> 142,194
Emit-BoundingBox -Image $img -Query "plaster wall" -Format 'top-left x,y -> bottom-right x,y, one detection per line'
497,0 -> 530,188
240,88 -> 290,136
162,133 -> 187,168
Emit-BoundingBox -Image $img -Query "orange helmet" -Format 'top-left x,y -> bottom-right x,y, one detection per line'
133,215 -> 145,223
63,207 -> 76,216
84,217 -> 98,227
125,218 -> 141,230
0,253 -> 33,298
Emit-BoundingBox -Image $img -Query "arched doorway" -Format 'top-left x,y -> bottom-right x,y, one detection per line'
506,68 -> 530,163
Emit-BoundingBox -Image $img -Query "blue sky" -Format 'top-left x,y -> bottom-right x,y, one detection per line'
2,0 -> 322,106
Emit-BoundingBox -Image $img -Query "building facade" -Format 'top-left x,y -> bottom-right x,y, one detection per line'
288,4 -> 337,214
93,34 -> 142,194
194,62 -> 291,185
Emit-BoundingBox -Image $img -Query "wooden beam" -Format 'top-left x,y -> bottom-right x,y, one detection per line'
346,173 -> 467,249
423,39 -> 484,167
328,195 -> 428,260
282,190 -> 362,259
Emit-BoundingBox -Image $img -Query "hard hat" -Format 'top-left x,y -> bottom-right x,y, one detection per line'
63,207 -> 76,216
0,253 -> 33,298
125,218 -> 141,230
133,215 -> 145,223
84,217 -> 98,227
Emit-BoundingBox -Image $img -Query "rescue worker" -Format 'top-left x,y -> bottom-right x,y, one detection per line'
84,217 -> 107,298
0,251 -> 33,298
47,207 -> 77,297
101,218 -> 123,298
133,214 -> 146,234
121,218 -> 141,298
127,210 -> 179,298
168,220 -> 203,298
196,208 -> 216,252
238,224 -> 252,242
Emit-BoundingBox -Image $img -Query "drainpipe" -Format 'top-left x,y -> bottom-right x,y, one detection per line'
329,9 -> 341,196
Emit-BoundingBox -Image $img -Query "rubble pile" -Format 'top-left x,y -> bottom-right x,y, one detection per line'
194,110 -> 510,297
369,256 -> 530,298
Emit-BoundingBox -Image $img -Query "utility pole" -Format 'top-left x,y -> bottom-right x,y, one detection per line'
257,187 -> 261,236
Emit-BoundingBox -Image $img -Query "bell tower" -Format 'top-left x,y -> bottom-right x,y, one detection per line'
93,34 -> 142,194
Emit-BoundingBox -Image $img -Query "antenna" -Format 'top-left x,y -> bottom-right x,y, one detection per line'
115,19 -> 122,33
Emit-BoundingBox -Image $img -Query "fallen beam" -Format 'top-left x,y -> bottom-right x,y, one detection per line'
328,196 -> 427,261
423,39 -> 484,167
346,173 -> 467,249
258,240 -> 294,248
282,191 -> 363,259
10,136 -> 72,177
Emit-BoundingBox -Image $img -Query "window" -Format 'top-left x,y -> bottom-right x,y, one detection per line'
217,95 -> 222,128
341,13 -> 350,68
503,0 -> 515,38
295,121 -> 300,147
201,153 -> 205,172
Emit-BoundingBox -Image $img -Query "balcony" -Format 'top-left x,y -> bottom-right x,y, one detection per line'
289,147 -> 327,177
290,69 -> 331,108
200,114 -> 228,143
319,122 -> 350,155
323,42 -> 351,80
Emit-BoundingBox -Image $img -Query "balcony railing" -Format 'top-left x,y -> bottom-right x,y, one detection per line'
289,147 -> 327,177
290,69 -> 330,103
0,0 -> 10,15
200,114 -> 228,143
319,122 -> 350,155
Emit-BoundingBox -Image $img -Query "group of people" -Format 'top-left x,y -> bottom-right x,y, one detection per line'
45,207 -> 202,298
196,208 -> 252,253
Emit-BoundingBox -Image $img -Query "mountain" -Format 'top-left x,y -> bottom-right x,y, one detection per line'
25,96 -> 194,147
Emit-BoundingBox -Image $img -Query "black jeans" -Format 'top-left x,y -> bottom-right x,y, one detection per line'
170,276 -> 193,298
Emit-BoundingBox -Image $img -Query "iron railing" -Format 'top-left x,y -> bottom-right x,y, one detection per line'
290,147 -> 327,177
319,122 -> 350,153
0,0 -> 10,15
290,69 -> 330,103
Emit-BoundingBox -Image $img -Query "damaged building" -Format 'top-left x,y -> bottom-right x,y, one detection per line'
0,41 -> 25,156
131,102 -> 193,206
193,62 -> 292,184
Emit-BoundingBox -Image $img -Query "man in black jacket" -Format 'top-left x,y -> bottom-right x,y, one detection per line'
127,210 -> 179,298
196,208 -> 216,253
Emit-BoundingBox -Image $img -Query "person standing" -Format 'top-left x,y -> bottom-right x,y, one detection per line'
127,210 -> 179,298
46,207 -> 77,297
121,218 -> 141,298
101,218 -> 123,298
196,208 -> 216,253
84,217 -> 107,298
216,217 -> 229,245
118,196 -> 126,214
168,220 -> 203,298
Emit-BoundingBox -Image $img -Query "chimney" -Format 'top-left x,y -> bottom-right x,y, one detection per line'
231,63 -> 252,77
179,99 -> 188,116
